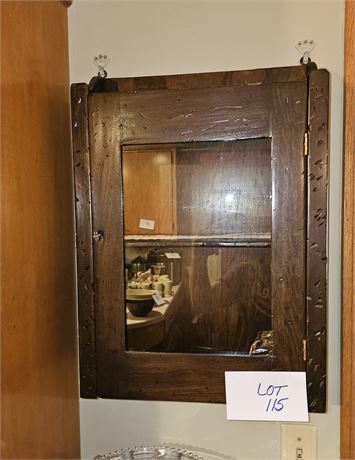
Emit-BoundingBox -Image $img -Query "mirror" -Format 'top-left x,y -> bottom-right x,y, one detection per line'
122,139 -> 272,354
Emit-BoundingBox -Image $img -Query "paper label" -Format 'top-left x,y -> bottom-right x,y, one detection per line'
165,252 -> 181,259
225,371 -> 308,422
139,218 -> 155,230
152,293 -> 165,306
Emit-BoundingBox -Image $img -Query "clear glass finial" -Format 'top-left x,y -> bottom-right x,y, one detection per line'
93,54 -> 110,77
296,39 -> 315,64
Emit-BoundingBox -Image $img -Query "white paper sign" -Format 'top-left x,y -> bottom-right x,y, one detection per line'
225,371 -> 309,422
139,218 -> 155,230
152,293 -> 165,306
165,252 -> 181,259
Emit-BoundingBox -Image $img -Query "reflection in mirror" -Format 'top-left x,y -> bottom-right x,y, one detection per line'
122,140 -> 272,355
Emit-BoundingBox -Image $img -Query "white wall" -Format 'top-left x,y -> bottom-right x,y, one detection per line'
68,1 -> 344,459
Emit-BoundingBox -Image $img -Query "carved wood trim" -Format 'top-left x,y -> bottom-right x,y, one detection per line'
341,0 -> 355,458
306,69 -> 329,413
71,84 -> 97,398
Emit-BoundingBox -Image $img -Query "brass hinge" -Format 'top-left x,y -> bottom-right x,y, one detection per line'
304,131 -> 309,156
303,339 -> 307,361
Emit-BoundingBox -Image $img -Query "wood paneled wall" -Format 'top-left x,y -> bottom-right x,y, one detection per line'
1,2 -> 80,458
342,1 -> 355,459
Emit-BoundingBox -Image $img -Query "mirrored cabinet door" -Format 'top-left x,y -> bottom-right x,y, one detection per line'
122,140 -> 272,355
71,65 -> 328,411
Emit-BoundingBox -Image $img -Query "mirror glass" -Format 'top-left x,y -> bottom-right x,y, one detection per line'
122,139 -> 272,355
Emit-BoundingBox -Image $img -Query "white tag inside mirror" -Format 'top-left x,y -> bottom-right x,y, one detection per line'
165,252 -> 181,259
152,293 -> 165,306
139,218 -> 155,230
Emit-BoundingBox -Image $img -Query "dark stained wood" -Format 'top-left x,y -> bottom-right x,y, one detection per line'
72,66 -> 328,406
119,85 -> 270,144
306,69 -> 329,413
110,65 -> 308,94
104,352 -> 273,402
88,93 -> 125,396
341,1 -> 355,457
86,66 -> 307,96
71,84 -> 97,398
271,81 -> 307,371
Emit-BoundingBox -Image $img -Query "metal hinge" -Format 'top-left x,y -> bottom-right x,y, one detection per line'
304,131 -> 309,156
303,339 -> 307,361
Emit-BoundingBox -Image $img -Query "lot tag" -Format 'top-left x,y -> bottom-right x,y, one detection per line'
225,371 -> 308,422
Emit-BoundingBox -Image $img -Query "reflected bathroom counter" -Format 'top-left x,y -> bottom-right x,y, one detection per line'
126,296 -> 174,329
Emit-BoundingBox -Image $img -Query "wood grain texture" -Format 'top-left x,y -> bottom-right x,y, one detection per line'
119,84 -> 271,144
111,65 -> 308,94
341,1 -> 355,458
82,68 -> 313,402
271,81 -> 307,371
71,84 -> 97,398
306,69 -> 329,413
88,93 -> 125,395
1,1 -> 80,458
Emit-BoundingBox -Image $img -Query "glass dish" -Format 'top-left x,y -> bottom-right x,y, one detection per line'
94,446 -> 233,460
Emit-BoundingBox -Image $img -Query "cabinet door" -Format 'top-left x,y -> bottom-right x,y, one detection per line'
123,148 -> 176,235
72,65 -> 328,410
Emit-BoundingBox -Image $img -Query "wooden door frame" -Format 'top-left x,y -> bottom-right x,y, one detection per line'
341,0 -> 355,459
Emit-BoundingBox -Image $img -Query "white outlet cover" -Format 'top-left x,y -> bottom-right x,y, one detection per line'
281,424 -> 317,460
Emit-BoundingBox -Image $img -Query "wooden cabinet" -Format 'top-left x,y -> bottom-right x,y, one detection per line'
1,2 -> 80,458
341,1 -> 355,456
72,64 -> 328,411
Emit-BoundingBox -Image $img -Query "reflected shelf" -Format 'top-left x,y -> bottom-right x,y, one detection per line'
124,233 -> 271,248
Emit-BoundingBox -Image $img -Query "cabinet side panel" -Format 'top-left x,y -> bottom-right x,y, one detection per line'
307,69 -> 329,413
72,84 -> 97,398
271,81 -> 308,371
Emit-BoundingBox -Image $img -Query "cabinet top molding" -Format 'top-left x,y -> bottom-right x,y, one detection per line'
85,63 -> 319,94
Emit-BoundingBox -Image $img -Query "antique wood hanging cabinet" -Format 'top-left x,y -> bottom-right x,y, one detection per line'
71,63 -> 328,412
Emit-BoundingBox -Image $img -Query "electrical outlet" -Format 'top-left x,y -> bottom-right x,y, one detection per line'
281,424 -> 317,460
